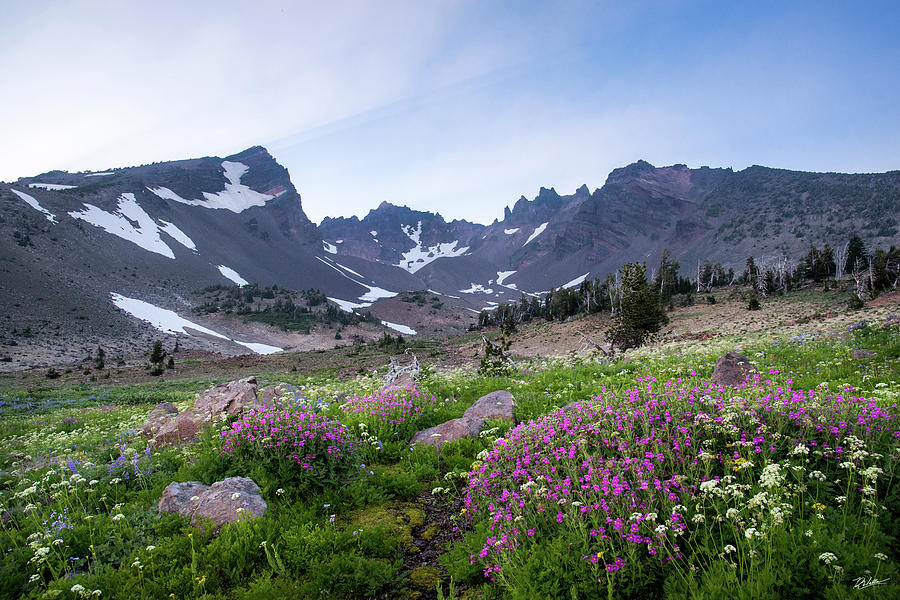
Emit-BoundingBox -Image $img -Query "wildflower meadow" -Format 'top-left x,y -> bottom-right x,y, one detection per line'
0,322 -> 897,599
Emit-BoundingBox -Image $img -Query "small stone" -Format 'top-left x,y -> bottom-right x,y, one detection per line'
852,349 -> 876,359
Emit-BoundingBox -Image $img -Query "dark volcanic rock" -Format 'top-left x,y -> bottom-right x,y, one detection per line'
711,352 -> 757,387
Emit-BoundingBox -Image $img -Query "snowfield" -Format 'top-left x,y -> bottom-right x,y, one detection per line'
396,221 -> 469,273
460,283 -> 494,294
11,189 -> 58,223
158,220 -> 197,251
523,222 -> 549,246
504,228 -> 520,234
316,256 -> 398,311
380,320 -> 417,335
562,272 -> 590,289
68,193 -> 179,259
147,161 -> 273,213
217,265 -> 249,286
28,182 -> 76,190
110,293 -> 282,354
496,270 -> 517,289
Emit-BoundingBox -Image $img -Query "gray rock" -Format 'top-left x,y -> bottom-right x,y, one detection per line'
463,390 -> 516,421
411,390 -> 516,449
852,349 -> 876,359
410,417 -> 485,447
158,477 -> 266,528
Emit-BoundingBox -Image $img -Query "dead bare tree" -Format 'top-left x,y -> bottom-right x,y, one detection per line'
851,258 -> 870,302
481,335 -> 517,371
574,329 -> 611,357
835,241 -> 849,281
382,348 -> 420,387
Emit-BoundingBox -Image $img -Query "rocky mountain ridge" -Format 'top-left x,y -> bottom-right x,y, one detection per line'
2,145 -> 898,370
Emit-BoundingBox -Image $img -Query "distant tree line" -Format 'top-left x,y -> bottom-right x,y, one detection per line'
476,232 -> 900,349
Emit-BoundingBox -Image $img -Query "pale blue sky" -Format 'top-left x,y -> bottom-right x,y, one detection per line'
2,1 -> 898,223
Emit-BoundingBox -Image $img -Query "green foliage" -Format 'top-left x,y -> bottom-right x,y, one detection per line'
478,324 -> 515,376
149,340 -> 165,364
607,262 -> 668,350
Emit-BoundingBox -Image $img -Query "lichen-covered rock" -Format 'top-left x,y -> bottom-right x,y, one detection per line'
140,402 -> 178,439
143,377 -> 268,446
257,382 -> 301,406
158,477 -> 266,527
194,376 -> 260,419
711,352 -> 757,387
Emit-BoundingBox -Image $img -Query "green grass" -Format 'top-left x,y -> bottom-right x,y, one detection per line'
0,323 -> 897,598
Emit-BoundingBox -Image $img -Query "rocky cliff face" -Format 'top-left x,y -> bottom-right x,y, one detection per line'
3,147 -> 898,369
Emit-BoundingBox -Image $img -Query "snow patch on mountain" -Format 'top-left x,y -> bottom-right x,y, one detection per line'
370,230 -> 377,237
316,256 -> 397,309
146,161 -> 273,213
10,189 -> 58,223
323,241 -> 338,254
29,182 -> 76,190
328,298 -> 368,312
523,222 -> 549,246
233,340 -> 282,354
111,293 -> 282,354
562,272 -> 590,289
460,283 -> 494,294
158,220 -> 197,251
504,228 -> 519,235
496,271 -> 517,288
217,265 -> 248,286
69,193 -> 176,258
397,221 -> 469,273
85,172 -> 114,177
381,320 -> 417,335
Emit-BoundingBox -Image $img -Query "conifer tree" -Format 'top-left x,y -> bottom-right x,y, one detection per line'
607,262 -> 668,350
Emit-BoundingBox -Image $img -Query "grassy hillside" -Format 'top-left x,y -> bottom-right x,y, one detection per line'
0,290 -> 897,599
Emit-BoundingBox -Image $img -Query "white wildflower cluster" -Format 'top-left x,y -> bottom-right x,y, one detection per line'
759,463 -> 785,488
809,471 -> 827,482
788,443 -> 809,456
818,552 -> 838,565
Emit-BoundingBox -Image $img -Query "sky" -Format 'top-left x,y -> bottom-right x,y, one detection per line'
2,0 -> 899,224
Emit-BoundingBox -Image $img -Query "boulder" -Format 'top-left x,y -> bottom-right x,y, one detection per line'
410,417 -> 484,447
410,390 -> 516,449
463,390 -> 516,421
158,477 -> 266,527
140,402 -> 178,438
852,349 -> 876,359
711,352 -> 757,387
883,314 -> 900,329
194,376 -> 260,419
142,377 -> 266,446
258,383 -> 302,406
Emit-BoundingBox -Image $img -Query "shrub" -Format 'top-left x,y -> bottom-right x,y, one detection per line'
220,406 -> 358,493
339,384 -> 440,444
